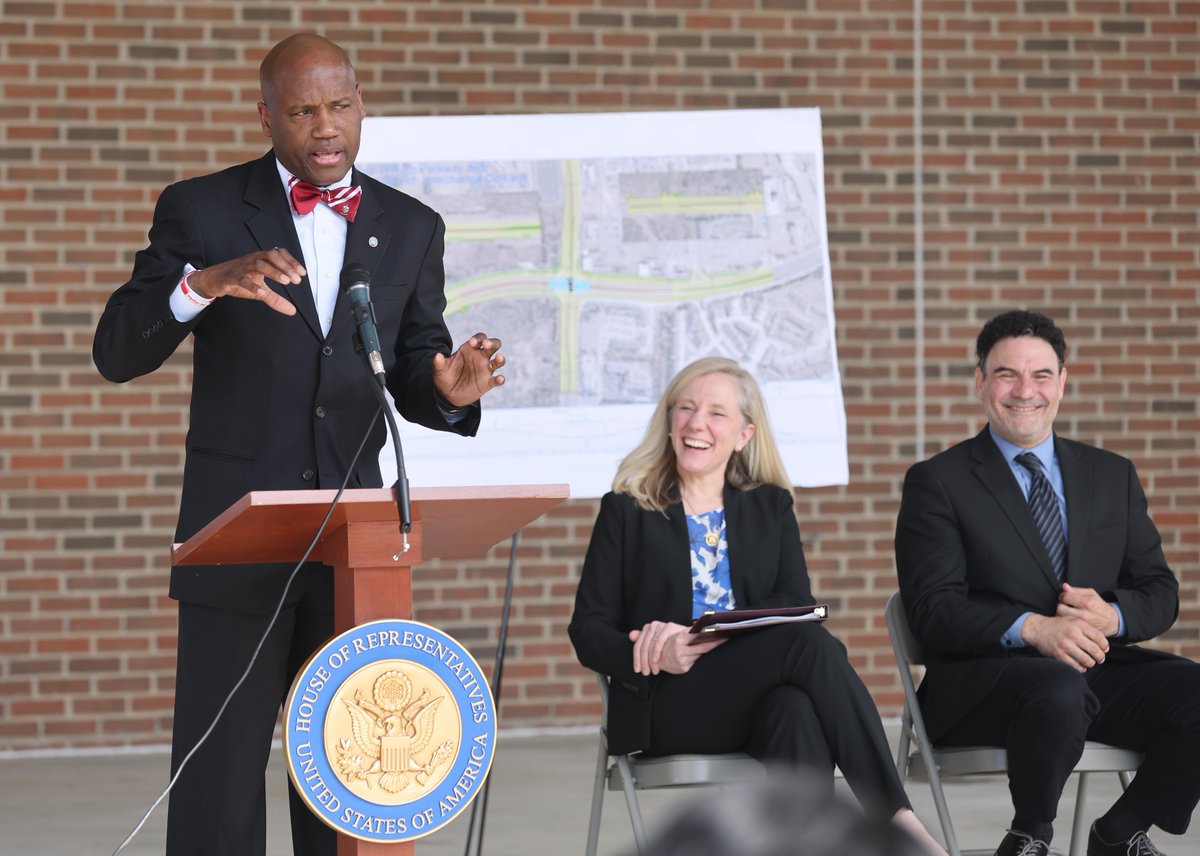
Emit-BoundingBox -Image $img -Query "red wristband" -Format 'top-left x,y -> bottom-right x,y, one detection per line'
180,270 -> 213,307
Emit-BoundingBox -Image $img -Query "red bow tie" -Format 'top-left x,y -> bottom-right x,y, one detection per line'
288,178 -> 362,222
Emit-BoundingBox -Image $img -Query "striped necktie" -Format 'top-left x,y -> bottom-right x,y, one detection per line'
1016,452 -> 1067,582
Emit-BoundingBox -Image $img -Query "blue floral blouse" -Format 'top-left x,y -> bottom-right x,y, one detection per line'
687,507 -> 736,618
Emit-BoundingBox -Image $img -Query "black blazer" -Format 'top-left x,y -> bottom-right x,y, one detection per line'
895,428 -> 1179,740
93,152 -> 479,612
569,484 -> 814,755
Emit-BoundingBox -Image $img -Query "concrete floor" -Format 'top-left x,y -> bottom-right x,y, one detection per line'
2,727 -> 1196,856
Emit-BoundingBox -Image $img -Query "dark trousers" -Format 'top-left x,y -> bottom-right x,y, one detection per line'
165,567 -> 336,856
646,622 -> 911,817
936,654 -> 1200,835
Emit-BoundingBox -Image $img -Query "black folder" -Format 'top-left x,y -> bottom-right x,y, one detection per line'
687,603 -> 829,644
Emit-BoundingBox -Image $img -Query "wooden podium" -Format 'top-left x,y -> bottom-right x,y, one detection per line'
172,484 -> 570,855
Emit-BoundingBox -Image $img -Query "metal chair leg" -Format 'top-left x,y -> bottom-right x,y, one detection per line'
615,755 -> 649,854
923,759 -> 963,856
1068,772 -> 1091,856
585,735 -> 609,856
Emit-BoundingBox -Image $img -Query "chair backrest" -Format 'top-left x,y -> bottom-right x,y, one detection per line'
885,591 -> 925,667
594,672 -> 612,739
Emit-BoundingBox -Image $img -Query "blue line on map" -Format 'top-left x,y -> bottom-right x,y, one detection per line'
549,276 -> 590,293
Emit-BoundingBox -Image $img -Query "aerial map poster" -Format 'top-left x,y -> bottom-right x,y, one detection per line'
358,109 -> 847,497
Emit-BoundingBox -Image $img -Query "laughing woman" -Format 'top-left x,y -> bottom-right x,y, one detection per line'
569,357 -> 945,855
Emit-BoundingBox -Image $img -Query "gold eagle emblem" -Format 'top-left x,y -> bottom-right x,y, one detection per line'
332,668 -> 455,794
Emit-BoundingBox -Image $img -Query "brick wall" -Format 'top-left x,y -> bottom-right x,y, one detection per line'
1,0 -> 1197,750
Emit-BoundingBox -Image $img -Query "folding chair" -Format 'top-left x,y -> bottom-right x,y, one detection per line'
585,672 -> 765,856
885,592 -> 1141,856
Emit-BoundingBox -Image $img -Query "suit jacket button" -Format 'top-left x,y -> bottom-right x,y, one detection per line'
314,406 -> 326,418
302,468 -> 315,481
322,345 -> 333,356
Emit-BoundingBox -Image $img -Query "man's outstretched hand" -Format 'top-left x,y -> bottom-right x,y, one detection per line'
432,332 -> 506,407
187,247 -> 306,316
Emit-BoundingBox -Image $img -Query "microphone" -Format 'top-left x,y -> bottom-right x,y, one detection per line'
339,261 -> 412,549
340,262 -> 385,378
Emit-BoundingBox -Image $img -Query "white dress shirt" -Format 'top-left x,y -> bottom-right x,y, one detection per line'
169,159 -> 352,338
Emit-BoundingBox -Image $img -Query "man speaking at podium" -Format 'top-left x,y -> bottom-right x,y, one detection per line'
93,33 -> 505,856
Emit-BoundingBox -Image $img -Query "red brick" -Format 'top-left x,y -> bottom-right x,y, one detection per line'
0,0 -> 1197,751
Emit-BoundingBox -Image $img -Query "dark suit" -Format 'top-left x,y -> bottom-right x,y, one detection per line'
93,152 -> 478,855
570,485 -> 911,815
895,428 -> 1200,834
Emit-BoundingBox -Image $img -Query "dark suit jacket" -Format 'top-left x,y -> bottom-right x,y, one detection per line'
894,427 -> 1179,740
93,152 -> 479,612
569,484 -> 814,754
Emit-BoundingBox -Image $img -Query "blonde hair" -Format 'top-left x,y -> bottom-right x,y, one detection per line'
613,357 -> 792,512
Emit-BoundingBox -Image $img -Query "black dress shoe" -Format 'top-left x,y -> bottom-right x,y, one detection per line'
995,829 -> 1052,856
1087,822 -> 1167,855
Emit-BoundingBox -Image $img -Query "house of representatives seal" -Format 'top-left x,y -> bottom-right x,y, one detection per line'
283,619 -> 497,843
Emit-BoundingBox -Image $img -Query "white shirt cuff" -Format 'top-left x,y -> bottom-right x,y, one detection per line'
169,263 -> 211,322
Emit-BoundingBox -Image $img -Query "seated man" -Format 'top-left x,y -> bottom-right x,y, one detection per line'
895,310 -> 1200,856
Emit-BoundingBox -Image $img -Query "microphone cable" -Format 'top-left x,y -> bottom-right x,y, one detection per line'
112,406 -> 383,856
462,527 -> 521,856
